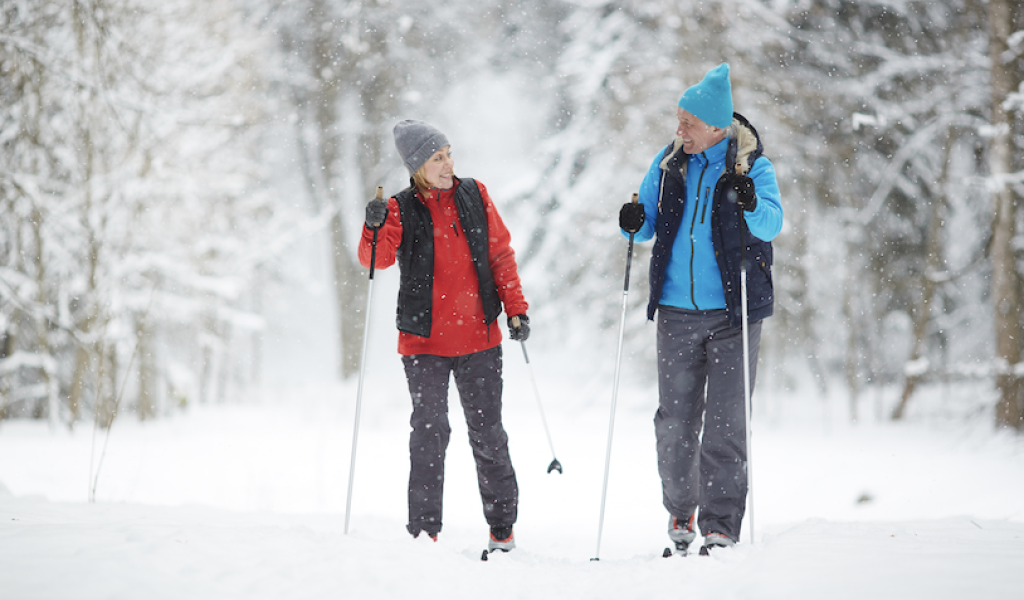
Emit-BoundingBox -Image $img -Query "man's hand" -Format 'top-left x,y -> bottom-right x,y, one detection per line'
721,173 -> 757,212
619,202 -> 645,233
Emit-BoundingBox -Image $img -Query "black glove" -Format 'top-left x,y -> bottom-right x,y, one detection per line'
619,202 -> 645,233
721,173 -> 757,212
365,198 -> 388,230
508,314 -> 530,342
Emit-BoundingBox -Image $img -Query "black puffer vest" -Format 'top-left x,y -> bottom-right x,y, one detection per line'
394,177 -> 503,337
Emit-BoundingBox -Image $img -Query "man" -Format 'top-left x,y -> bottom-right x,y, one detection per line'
618,63 -> 782,555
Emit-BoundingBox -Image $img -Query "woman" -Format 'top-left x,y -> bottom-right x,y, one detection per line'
358,120 -> 529,552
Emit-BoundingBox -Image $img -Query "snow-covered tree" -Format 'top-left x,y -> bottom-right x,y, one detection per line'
268,0 -> 472,379
4,0 -> 1023,433
1,0 -> 288,426
761,0 -> 998,421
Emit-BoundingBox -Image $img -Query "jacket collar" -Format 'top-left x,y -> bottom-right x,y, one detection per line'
659,113 -> 762,176
418,176 -> 460,203
690,136 -> 729,166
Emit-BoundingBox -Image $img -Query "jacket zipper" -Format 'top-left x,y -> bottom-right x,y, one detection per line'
433,189 -> 456,268
440,188 -> 489,337
701,186 -> 710,223
688,155 -> 710,309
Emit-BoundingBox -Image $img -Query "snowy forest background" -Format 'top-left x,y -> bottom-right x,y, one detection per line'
2,0 -> 1024,432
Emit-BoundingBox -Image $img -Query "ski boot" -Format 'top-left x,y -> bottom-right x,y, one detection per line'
698,532 -> 735,556
481,526 -> 515,561
663,514 -> 696,557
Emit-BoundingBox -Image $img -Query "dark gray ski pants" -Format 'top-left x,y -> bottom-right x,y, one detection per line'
401,346 -> 518,537
655,306 -> 761,542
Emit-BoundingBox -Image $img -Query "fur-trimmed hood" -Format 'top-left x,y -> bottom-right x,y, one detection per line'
659,112 -> 762,177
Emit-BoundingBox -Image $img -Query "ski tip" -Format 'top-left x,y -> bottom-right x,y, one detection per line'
480,549 -> 489,561
547,459 -> 563,474
662,547 -> 673,558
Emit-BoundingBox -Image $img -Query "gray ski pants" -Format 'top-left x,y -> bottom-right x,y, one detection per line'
655,306 -> 761,542
401,346 -> 518,537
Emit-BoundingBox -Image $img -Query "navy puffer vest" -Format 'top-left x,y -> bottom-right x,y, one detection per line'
648,112 -> 774,328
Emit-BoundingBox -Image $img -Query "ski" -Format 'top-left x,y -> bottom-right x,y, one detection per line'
698,544 -> 718,556
662,542 -> 690,558
480,548 -> 510,562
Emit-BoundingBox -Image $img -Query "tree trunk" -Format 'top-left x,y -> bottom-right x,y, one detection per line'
96,345 -> 118,429
331,212 -> 366,379
291,1 -> 398,380
288,1 -> 368,380
136,315 -> 157,420
69,345 -> 92,425
988,0 -> 1024,430
892,131 -> 953,420
0,326 -> 11,420
842,276 -> 861,423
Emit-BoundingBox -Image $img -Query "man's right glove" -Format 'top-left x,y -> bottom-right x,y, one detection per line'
721,173 -> 757,212
365,198 -> 388,230
619,202 -> 645,233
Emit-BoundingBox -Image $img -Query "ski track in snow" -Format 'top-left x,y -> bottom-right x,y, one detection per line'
1,363 -> 1023,600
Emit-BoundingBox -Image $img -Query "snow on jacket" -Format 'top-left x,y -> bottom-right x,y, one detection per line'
358,177 -> 528,357
629,112 -> 783,327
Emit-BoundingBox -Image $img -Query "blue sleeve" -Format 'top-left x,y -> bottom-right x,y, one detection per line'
622,149 -> 664,243
743,155 -> 783,242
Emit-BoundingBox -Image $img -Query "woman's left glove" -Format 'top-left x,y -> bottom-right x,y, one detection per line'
365,198 -> 388,230
508,314 -> 530,342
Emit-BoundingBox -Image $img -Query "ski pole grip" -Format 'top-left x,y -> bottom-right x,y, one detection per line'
367,186 -> 386,229
367,186 -> 384,279
631,192 -> 638,204
511,315 -> 520,329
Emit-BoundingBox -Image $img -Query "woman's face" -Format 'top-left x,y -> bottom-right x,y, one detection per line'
423,145 -> 454,190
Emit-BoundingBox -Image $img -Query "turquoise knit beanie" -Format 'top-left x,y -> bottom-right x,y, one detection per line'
677,63 -> 733,129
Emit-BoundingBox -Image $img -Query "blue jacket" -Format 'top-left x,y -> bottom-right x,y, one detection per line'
628,113 -> 782,327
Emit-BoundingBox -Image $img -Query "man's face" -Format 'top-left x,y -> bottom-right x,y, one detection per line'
676,109 -> 724,154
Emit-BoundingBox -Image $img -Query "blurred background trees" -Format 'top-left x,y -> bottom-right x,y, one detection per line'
1,0 -> 1021,430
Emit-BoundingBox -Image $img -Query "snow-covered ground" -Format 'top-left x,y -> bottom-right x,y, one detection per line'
2,352 -> 1023,599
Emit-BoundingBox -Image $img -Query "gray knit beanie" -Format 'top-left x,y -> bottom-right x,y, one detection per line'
393,120 -> 450,176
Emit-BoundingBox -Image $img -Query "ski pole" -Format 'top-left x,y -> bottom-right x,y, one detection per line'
740,216 -> 755,545
345,185 -> 383,535
511,316 -> 562,474
592,192 -> 638,561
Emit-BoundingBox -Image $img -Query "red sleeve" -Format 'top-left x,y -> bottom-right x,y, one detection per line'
357,197 -> 402,270
477,182 -> 529,317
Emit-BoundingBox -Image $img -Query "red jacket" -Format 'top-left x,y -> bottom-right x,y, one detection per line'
358,179 -> 528,357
